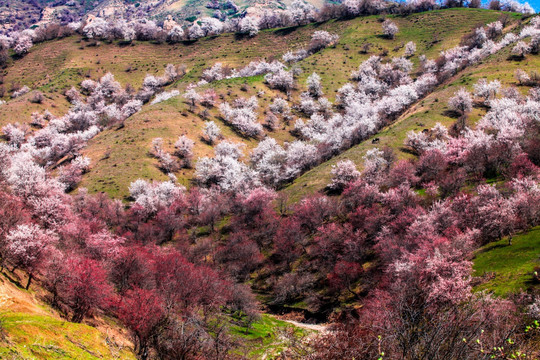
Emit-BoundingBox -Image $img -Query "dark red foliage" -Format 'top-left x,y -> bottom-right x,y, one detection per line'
109,246 -> 155,294
232,188 -> 279,247
272,218 -> 304,268
153,204 -> 186,245
374,206 -> 425,263
416,149 -> 448,183
74,191 -> 125,228
234,188 -> 276,229
524,136 -> 540,166
0,191 -> 29,238
311,223 -> 357,272
117,287 -> 166,360
293,195 -> 337,234
61,256 -> 113,323
214,232 -> 263,281
348,204 -> 387,237
438,167 -> 466,197
327,261 -> 363,297
387,159 -> 419,188
0,191 -> 29,260
341,180 -> 382,212
507,153 -> 538,179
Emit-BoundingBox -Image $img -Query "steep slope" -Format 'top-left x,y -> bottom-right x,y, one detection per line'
281,13 -> 537,202
473,226 -> 540,297
0,8 -> 519,199
0,273 -> 136,359
0,8 -> 539,358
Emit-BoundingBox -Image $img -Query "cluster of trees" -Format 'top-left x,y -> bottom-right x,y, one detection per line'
148,134 -> 195,174
68,0 -> 539,48
140,76 -> 539,352
0,22 -> 85,67
195,141 -> 262,194
79,11 -> 271,43
299,86 -> 540,358
1,63 -> 184,194
219,96 -> 264,138
192,17 -> 538,194
0,180 -> 257,359
1,10 -> 540,360
0,0 -> 534,66
197,31 -> 338,87
0,29 -> 34,67
1,55 -> 539,356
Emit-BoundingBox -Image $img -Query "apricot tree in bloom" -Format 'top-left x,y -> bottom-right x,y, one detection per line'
6,224 -> 56,289
404,41 -> 416,57
328,159 -> 361,192
203,121 -> 222,145
448,88 -> 473,115
382,20 -> 398,39
309,31 -> 339,52
239,17 -> 259,37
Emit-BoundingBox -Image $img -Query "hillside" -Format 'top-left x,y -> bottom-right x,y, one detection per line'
0,269 -> 306,359
0,8 -> 521,198
1,6 -> 540,359
282,18 -> 540,201
0,272 -> 136,359
473,226 -> 540,297
0,0 -> 326,33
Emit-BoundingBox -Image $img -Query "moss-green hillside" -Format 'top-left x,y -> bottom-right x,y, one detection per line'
0,274 -> 135,359
473,227 -> 540,297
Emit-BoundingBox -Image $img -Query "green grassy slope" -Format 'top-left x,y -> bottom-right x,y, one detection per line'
0,313 -> 135,359
473,227 -> 540,297
229,314 -> 308,359
0,274 -> 135,359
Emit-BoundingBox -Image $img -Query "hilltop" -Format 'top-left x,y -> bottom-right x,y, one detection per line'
0,0 -> 326,33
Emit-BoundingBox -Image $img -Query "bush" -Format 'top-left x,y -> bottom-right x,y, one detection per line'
29,91 -> 44,104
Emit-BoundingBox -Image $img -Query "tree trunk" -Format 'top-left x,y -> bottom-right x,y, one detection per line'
138,343 -> 148,360
71,310 -> 84,323
25,273 -> 32,290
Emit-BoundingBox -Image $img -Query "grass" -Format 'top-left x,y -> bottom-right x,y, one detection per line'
473,227 -> 540,297
229,314 -> 309,359
282,21 -> 540,202
0,312 -> 135,359
0,272 -> 135,360
0,9 -> 526,199
0,272 -> 304,360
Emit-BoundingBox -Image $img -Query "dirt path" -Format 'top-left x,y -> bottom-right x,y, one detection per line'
281,319 -> 328,333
